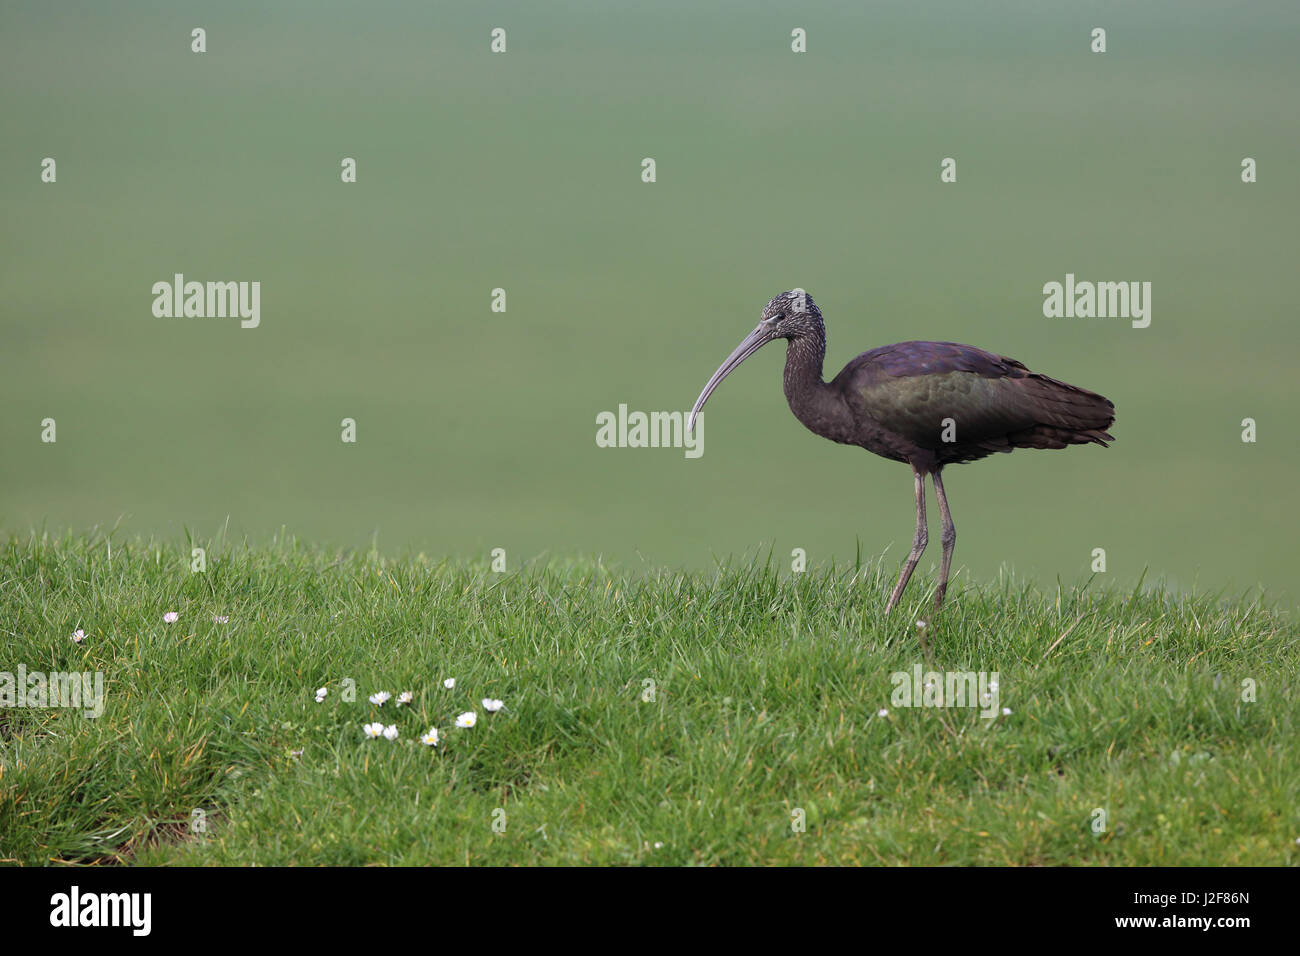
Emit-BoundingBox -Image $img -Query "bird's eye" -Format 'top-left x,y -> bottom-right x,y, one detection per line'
766,314 -> 782,324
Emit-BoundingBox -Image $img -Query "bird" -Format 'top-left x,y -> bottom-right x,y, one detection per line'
688,290 -> 1115,614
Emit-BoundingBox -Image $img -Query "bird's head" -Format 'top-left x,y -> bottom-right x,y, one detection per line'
688,290 -> 823,432
760,289 -> 823,337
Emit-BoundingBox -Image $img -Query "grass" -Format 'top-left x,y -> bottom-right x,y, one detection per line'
0,530 -> 1296,866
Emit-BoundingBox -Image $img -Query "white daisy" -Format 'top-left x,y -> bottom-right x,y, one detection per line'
420,728 -> 440,747
382,725 -> 399,741
396,691 -> 413,707
455,711 -> 477,729
443,678 -> 456,690
363,722 -> 384,739
482,698 -> 504,713
369,691 -> 391,706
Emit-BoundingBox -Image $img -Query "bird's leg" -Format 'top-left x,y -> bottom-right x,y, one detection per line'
931,468 -> 956,612
885,466 -> 928,614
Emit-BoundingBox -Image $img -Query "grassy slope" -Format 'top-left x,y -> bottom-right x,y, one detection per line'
0,532 -> 1295,866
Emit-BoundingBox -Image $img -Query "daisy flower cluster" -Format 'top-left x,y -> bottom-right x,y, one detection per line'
319,678 -> 508,748
363,722 -> 400,741
70,610 -> 230,645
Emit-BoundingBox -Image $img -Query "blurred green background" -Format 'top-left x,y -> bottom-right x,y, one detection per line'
3,1 -> 1297,605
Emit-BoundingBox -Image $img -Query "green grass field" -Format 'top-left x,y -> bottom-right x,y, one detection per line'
1,531 -> 1295,866
4,1 -> 1300,606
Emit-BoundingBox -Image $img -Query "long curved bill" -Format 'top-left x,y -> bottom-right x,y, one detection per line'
688,324 -> 776,433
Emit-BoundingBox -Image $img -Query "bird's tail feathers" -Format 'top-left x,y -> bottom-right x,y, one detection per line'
1012,374 -> 1116,450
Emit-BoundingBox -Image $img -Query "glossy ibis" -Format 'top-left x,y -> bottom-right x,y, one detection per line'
688,291 -> 1115,613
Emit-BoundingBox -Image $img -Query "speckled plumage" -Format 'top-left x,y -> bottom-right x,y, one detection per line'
690,290 -> 1116,615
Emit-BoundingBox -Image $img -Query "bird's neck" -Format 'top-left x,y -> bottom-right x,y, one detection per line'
783,329 -> 849,440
